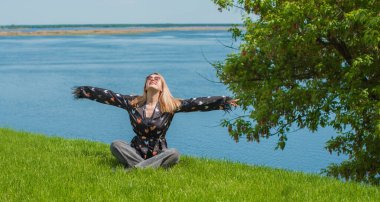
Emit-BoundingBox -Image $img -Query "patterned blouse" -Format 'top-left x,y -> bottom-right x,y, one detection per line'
73,86 -> 232,159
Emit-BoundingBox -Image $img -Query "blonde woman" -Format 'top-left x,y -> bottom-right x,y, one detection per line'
73,73 -> 238,169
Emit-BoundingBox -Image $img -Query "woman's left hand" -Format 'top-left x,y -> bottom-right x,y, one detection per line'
228,99 -> 240,107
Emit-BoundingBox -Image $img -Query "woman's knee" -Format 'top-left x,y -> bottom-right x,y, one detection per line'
168,148 -> 180,160
110,140 -> 126,152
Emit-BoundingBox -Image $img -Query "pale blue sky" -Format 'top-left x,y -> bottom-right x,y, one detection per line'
0,0 -> 242,25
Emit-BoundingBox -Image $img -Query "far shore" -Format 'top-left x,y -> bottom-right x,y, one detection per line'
0,26 -> 230,36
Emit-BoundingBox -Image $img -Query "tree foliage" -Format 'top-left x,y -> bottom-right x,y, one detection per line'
212,0 -> 380,184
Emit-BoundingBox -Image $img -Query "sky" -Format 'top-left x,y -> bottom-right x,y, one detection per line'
0,0 -> 243,25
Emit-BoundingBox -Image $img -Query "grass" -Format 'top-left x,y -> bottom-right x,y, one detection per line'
1,128 -> 379,201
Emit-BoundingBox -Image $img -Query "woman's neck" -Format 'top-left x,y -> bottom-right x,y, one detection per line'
146,90 -> 160,106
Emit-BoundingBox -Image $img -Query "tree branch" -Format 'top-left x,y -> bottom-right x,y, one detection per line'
317,36 -> 353,65
215,38 -> 239,50
328,36 -> 353,65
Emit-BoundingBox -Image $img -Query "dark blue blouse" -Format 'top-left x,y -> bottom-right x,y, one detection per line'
73,86 -> 232,159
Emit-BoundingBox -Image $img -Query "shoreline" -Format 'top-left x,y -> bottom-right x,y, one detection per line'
0,26 -> 230,36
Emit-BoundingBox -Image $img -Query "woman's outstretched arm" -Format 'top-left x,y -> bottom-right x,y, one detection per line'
72,86 -> 135,110
176,96 -> 238,113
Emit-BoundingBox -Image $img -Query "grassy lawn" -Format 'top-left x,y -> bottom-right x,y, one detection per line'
1,128 -> 379,201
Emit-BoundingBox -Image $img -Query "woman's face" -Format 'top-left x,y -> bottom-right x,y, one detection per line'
145,74 -> 162,92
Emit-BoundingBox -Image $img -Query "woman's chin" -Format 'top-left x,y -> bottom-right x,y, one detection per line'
146,86 -> 161,92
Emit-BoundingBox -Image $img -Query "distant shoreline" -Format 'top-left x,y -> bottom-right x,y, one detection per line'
0,26 -> 231,36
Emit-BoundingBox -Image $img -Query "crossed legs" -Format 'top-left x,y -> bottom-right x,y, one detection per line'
110,140 -> 180,169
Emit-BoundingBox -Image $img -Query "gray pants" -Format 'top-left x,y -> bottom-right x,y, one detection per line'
110,140 -> 180,169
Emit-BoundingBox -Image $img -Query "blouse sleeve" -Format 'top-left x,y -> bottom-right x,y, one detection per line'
176,96 -> 233,113
72,86 -> 134,110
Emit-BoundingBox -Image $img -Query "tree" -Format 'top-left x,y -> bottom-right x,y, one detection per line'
212,0 -> 380,184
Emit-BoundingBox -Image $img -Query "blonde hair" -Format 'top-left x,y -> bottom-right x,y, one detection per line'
130,73 -> 181,113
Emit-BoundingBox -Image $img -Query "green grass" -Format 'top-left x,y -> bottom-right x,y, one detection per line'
1,128 -> 379,201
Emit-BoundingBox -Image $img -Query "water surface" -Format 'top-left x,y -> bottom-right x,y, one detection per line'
0,29 -> 346,172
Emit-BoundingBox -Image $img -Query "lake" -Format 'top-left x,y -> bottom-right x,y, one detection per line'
0,27 -> 346,173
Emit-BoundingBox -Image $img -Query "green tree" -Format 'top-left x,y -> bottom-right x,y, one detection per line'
212,0 -> 380,184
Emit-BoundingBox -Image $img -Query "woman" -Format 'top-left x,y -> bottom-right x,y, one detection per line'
73,72 -> 238,169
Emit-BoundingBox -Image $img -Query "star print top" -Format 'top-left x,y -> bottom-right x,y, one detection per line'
73,86 -> 233,159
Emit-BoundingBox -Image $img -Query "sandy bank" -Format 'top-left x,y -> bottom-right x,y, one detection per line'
0,26 -> 229,36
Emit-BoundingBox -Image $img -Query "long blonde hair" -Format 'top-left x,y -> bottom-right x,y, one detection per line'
130,72 -> 181,113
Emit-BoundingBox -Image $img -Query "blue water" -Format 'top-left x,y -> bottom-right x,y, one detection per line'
0,24 -> 232,32
0,29 -> 346,173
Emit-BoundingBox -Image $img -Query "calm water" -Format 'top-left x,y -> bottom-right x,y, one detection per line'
0,29 -> 346,173
0,23 -> 232,32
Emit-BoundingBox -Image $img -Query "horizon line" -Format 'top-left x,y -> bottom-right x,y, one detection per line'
0,23 -> 243,27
